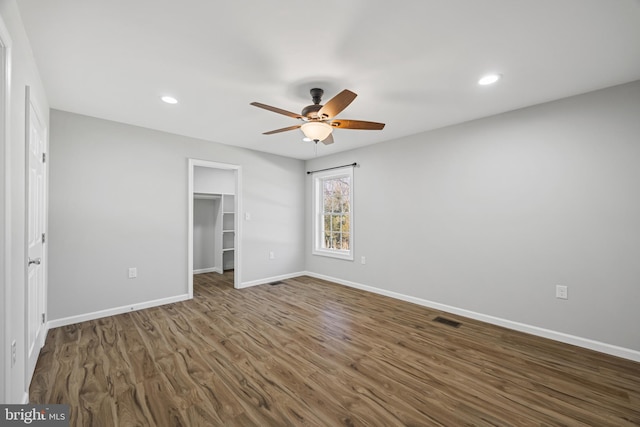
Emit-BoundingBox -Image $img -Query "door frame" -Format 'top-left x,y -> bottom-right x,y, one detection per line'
0,13 -> 12,404
187,159 -> 242,293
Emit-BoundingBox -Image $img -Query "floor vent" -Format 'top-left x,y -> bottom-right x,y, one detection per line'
433,316 -> 461,328
269,281 -> 284,286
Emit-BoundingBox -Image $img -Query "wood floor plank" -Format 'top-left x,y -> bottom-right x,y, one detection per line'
30,271 -> 640,426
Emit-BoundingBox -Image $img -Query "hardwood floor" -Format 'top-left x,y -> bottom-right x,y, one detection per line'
31,272 -> 640,426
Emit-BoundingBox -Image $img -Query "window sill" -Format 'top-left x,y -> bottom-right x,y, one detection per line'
312,249 -> 354,261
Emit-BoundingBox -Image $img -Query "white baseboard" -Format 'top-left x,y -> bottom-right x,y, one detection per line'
194,267 -> 222,275
303,271 -> 640,363
42,271 -> 640,362
47,293 -> 191,329
239,271 -> 306,289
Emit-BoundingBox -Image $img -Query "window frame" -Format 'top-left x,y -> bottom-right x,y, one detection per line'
312,166 -> 354,261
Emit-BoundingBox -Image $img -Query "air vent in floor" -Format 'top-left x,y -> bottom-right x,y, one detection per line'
269,281 -> 284,286
433,316 -> 461,328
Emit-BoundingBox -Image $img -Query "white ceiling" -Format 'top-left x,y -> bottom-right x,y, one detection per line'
17,0 -> 640,160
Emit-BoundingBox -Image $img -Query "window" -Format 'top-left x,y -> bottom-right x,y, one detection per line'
312,167 -> 353,260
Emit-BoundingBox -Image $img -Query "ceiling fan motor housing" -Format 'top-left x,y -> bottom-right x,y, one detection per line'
301,104 -> 322,119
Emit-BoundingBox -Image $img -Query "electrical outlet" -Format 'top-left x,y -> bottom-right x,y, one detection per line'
128,267 -> 137,279
269,251 -> 275,260
11,340 -> 16,367
361,256 -> 366,265
556,285 -> 568,299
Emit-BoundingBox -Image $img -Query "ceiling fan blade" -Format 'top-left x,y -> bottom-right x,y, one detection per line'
321,133 -> 334,145
317,90 -> 357,119
262,124 -> 302,135
250,102 -> 302,119
329,120 -> 385,130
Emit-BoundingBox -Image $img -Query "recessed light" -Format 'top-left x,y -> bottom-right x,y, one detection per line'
161,95 -> 178,104
478,74 -> 502,86
302,137 -> 312,142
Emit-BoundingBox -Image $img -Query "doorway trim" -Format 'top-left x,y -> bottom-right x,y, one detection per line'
188,159 -> 242,294
0,13 -> 12,404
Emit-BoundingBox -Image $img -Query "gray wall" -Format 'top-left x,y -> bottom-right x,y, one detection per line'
305,81 -> 640,352
193,198 -> 218,271
193,167 -> 235,272
0,0 -> 50,403
194,166 -> 235,194
48,110 -> 305,321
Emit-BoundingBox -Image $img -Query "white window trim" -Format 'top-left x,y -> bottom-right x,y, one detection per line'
312,166 -> 354,261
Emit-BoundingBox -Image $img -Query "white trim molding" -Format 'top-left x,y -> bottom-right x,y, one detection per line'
194,267 -> 222,275
239,271 -> 306,289
0,13 -> 12,404
311,166 -> 354,261
45,268 -> 640,363
303,271 -> 640,363
47,293 -> 191,329
187,158 -> 242,294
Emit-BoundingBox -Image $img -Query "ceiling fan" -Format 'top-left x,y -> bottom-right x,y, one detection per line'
250,88 -> 385,145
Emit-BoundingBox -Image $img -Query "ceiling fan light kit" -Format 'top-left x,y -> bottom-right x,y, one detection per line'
251,88 -> 385,146
301,122 -> 332,142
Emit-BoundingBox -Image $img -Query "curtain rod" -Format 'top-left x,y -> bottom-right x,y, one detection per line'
306,162 -> 358,175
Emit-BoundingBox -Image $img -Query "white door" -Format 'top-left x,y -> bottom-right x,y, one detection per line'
25,87 -> 47,381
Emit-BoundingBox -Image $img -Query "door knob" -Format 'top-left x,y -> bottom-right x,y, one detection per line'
28,257 -> 41,266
